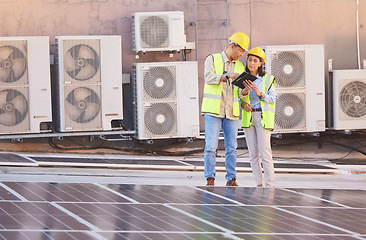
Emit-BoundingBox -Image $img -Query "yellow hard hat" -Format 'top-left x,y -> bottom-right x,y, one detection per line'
247,46 -> 265,63
229,32 -> 249,51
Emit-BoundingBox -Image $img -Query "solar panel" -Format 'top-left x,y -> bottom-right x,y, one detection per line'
0,181 -> 364,239
105,184 -> 234,204
183,160 -> 335,169
196,187 -> 343,207
31,156 -> 186,166
0,231 -> 100,240
0,153 -> 37,166
287,188 -> 366,208
1,182 -> 132,203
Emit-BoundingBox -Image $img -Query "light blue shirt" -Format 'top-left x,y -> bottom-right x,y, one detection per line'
248,74 -> 276,109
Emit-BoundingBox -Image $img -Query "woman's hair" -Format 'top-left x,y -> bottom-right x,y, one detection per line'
245,54 -> 265,77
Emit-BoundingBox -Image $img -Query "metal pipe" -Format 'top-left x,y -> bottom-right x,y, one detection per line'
226,0 -> 229,42
356,0 -> 361,69
194,0 -> 198,61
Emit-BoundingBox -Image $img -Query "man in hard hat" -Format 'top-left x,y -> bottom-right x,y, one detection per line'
201,32 -> 249,186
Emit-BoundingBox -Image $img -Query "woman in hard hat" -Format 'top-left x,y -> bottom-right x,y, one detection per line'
241,47 -> 277,187
202,32 -> 250,187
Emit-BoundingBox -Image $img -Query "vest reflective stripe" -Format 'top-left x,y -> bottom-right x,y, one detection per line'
241,74 -> 276,130
203,92 -> 221,100
201,54 -> 244,117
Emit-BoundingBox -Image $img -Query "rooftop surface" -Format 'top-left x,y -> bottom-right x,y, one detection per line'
0,147 -> 365,240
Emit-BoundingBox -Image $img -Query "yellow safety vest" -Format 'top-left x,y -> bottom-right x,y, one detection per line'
241,73 -> 276,130
201,54 -> 244,117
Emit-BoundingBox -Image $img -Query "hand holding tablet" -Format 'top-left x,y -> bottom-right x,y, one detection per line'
231,72 -> 257,88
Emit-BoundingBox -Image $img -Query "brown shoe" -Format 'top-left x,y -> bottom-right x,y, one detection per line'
226,178 -> 238,186
206,177 -> 215,186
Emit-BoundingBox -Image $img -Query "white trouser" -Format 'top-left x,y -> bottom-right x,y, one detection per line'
243,112 -> 275,187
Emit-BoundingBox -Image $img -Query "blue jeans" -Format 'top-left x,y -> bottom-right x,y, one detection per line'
204,114 -> 238,181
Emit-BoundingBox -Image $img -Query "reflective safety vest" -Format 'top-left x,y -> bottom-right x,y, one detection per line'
201,54 -> 245,117
241,74 -> 276,130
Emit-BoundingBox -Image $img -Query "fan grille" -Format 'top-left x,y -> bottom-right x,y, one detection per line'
0,41 -> 28,85
0,88 -> 28,126
143,66 -> 176,100
339,80 -> 366,118
62,39 -> 100,83
64,86 -> 101,129
274,93 -> 306,130
144,102 -> 177,136
140,15 -> 169,48
271,51 -> 305,88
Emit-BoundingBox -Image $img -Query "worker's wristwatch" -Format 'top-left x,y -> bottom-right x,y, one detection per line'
224,72 -> 229,80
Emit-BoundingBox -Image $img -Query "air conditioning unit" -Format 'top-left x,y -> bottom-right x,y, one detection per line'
330,69 -> 366,130
0,36 -> 52,134
131,11 -> 186,53
262,44 -> 325,133
55,36 -> 123,132
133,61 -> 199,140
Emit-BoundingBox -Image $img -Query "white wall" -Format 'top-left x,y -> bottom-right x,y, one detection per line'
0,0 -> 364,130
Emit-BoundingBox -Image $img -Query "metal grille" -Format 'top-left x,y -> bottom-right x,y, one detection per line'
143,66 -> 176,100
0,40 -> 28,85
131,15 -> 136,50
339,80 -> 366,118
140,15 -> 169,48
275,92 -> 306,130
143,102 -> 177,136
0,86 -> 29,133
64,85 -> 102,130
62,39 -> 100,84
132,65 -> 139,135
271,50 -> 305,88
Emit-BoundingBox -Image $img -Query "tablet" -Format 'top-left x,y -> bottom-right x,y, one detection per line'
231,72 -> 257,88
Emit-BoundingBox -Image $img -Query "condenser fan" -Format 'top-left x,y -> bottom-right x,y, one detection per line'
275,93 -> 305,129
0,46 -> 27,83
140,16 -> 169,47
0,89 -> 28,126
64,44 -> 100,81
271,51 -> 305,88
65,87 -> 100,123
144,103 -> 176,135
339,81 -> 366,118
143,66 -> 176,99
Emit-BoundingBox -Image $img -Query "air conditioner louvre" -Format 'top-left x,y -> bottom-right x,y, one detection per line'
55,35 -> 123,132
262,44 -> 325,133
132,11 -> 186,52
133,61 -> 199,140
0,36 -> 52,134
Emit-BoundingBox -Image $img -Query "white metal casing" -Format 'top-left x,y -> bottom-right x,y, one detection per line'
55,35 -> 123,132
0,36 -> 52,134
132,11 -> 186,52
133,61 -> 199,140
330,69 -> 366,130
262,44 -> 326,133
